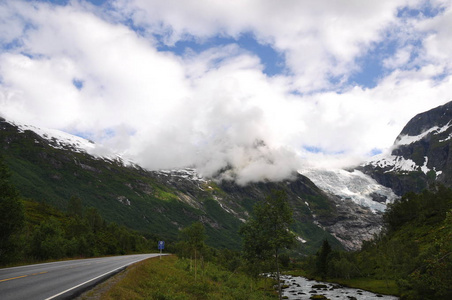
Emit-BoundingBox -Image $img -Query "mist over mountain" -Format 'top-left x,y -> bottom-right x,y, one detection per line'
2,100 -> 452,252
0,115 -> 384,251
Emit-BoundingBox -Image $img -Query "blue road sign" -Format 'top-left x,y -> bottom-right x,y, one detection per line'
158,241 -> 165,250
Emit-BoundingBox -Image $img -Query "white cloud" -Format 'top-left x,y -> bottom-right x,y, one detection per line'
1,0 -> 452,184
1,1 -> 190,130
416,3 -> 452,70
114,0 -> 423,91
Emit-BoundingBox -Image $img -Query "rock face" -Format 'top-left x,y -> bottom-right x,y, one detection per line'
317,195 -> 383,251
359,100 -> 452,195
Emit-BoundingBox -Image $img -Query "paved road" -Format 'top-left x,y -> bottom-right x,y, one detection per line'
0,253 -> 162,300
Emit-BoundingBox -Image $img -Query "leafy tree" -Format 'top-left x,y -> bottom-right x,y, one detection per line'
240,190 -> 296,300
65,216 -> 89,240
0,157 -> 24,264
29,217 -> 67,260
179,222 -> 207,280
327,252 -> 360,279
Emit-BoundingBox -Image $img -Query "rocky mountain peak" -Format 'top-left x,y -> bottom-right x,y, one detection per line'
396,100 -> 452,138
360,100 -> 452,195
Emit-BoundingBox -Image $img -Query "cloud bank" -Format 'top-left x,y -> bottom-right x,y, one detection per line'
1,0 -> 452,184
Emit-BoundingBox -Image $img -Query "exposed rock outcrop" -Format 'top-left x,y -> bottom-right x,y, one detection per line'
360,100 -> 452,195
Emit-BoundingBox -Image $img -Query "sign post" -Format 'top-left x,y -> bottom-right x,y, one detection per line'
158,241 -> 165,260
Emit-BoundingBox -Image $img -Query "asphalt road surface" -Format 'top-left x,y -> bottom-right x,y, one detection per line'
0,253 -> 162,300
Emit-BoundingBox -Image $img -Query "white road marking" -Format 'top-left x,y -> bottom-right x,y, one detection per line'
44,256 -> 154,300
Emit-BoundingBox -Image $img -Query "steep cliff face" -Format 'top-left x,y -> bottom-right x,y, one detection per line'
359,100 -> 452,195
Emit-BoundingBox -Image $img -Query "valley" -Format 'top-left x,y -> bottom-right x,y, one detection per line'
2,101 -> 452,299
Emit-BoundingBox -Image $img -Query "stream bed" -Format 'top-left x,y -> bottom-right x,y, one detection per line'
280,275 -> 399,300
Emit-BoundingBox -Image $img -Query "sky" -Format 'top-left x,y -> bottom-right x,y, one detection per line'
1,0 -> 452,184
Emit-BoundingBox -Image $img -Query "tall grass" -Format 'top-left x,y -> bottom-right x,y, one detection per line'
102,255 -> 277,300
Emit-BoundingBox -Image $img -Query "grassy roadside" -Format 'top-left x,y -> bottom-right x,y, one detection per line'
99,255 -> 277,300
285,270 -> 399,297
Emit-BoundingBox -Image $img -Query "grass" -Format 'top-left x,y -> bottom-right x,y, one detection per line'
101,255 -> 277,300
330,278 -> 399,296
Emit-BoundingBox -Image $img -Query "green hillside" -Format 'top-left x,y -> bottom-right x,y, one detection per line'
0,119 -> 341,254
0,157 -> 153,265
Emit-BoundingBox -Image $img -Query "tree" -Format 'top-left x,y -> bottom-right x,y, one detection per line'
240,190 -> 296,300
0,157 -> 24,264
316,239 -> 332,278
180,222 -> 206,280
29,217 -> 67,260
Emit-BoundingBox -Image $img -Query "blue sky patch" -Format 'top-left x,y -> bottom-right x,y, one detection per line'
157,32 -> 285,76
304,146 -> 323,154
397,2 -> 445,18
369,148 -> 383,156
36,0 -> 107,5
348,39 -> 399,88
72,79 -> 84,90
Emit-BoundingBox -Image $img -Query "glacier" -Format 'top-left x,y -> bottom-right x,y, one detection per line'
299,168 -> 398,212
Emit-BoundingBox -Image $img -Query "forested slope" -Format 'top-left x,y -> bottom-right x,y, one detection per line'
303,185 -> 452,299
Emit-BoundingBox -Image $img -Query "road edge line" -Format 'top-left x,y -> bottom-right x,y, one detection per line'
44,257 -> 148,300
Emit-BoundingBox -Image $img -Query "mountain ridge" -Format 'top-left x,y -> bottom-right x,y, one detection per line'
4,100 -> 452,253
1,117 -> 351,252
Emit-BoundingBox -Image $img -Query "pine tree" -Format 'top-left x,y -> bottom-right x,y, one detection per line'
316,239 -> 332,278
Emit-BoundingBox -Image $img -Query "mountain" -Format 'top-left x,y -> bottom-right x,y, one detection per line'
1,117 -> 356,253
359,100 -> 452,195
5,99 -> 452,253
10,100 -> 452,254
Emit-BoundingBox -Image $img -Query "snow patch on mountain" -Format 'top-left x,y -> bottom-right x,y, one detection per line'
396,121 -> 452,146
16,122 -> 96,152
366,154 -> 418,173
366,153 -> 444,178
299,168 -> 398,212
155,168 -> 206,183
364,122 -> 452,176
5,120 -> 131,164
